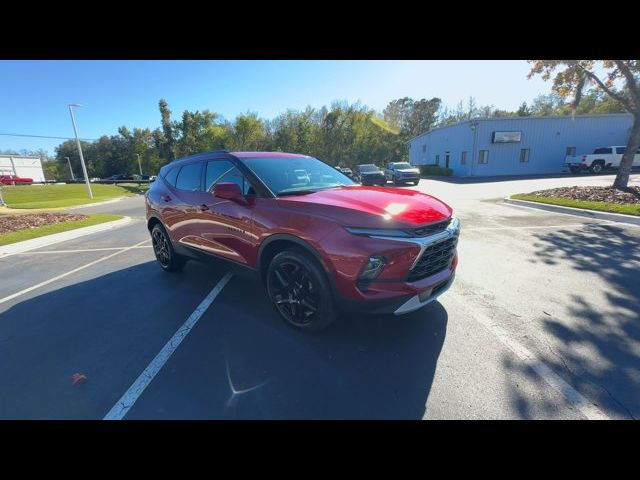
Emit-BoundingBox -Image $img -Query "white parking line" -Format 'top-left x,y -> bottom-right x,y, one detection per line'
464,223 -> 606,231
448,292 -> 609,420
103,272 -> 234,420
0,239 -> 150,306
14,246 -> 153,254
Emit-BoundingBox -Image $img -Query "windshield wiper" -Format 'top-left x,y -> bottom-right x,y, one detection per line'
277,185 -> 348,197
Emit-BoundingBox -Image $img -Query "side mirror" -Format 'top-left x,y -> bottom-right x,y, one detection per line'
213,182 -> 248,205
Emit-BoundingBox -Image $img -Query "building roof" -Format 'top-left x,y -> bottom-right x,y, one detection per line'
408,113 -> 633,144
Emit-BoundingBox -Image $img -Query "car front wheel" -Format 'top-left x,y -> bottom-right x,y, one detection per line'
151,224 -> 186,272
266,249 -> 336,331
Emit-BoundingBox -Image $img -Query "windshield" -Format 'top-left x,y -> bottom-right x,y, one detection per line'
393,162 -> 412,168
241,156 -> 355,196
359,164 -> 379,172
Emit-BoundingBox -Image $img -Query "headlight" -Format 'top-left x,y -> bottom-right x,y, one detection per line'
345,227 -> 410,238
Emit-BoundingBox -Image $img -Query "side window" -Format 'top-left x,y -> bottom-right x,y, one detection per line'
163,166 -> 180,187
594,147 -> 612,154
216,167 -> 254,196
205,160 -> 235,191
175,162 -> 203,191
616,147 -> 626,154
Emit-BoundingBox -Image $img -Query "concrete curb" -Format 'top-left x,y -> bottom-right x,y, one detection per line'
504,197 -> 640,226
66,196 -> 130,210
0,216 -> 133,258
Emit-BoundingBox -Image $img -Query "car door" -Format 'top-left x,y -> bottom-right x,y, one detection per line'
188,158 -> 259,266
166,160 -> 207,248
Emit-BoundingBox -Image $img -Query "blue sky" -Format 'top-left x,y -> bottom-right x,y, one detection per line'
0,60 -> 552,155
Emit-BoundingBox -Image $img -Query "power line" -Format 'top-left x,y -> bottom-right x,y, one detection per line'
0,132 -> 98,141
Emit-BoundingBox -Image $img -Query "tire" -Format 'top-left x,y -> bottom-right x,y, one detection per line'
393,175 -> 401,185
266,249 -> 336,332
569,166 -> 582,174
590,161 -> 604,174
151,224 -> 186,272
411,180 -> 420,185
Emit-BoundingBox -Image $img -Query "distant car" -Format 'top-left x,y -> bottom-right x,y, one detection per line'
335,166 -> 354,179
384,162 -> 421,185
354,164 -> 386,186
102,174 -> 134,182
0,174 -> 33,185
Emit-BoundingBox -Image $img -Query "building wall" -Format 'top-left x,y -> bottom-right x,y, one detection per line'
409,114 -> 634,176
0,156 -> 45,182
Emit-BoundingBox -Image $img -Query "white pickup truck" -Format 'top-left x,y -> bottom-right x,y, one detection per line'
565,145 -> 640,174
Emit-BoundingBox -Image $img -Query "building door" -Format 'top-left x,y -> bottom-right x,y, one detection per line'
445,152 -> 450,169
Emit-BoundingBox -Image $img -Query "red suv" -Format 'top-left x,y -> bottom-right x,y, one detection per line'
0,174 -> 33,185
145,151 -> 459,331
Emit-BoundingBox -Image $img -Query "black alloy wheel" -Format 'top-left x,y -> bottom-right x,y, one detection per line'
266,250 -> 336,331
151,224 -> 185,272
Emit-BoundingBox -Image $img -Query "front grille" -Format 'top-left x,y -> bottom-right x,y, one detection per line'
407,236 -> 457,282
408,219 -> 451,237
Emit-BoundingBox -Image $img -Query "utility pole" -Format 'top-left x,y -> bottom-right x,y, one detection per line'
68,104 -> 93,198
65,156 -> 75,180
137,153 -> 143,176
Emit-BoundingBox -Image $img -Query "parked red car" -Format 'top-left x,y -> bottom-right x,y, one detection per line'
145,151 -> 459,331
0,174 -> 33,185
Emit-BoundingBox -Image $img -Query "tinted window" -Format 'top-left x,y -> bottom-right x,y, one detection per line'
216,167 -> 254,195
163,166 -> 179,187
205,160 -> 235,191
594,148 -> 612,154
616,147 -> 626,154
358,164 -> 378,172
175,162 -> 203,191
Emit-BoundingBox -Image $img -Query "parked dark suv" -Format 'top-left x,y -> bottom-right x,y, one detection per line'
354,164 -> 387,186
146,150 -> 459,331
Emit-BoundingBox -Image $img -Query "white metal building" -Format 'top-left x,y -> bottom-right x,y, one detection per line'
408,113 -> 634,177
0,155 -> 45,182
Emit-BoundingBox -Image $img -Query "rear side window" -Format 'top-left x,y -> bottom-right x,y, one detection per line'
163,166 -> 179,187
175,162 -> 203,191
594,147 -> 612,154
616,147 -> 626,154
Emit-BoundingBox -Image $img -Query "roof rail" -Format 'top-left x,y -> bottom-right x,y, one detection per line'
170,149 -> 228,162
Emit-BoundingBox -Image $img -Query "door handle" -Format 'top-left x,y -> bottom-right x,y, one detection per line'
199,204 -> 209,211
161,195 -> 171,202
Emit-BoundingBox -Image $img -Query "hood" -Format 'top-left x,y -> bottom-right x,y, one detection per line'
361,170 -> 384,175
277,186 -> 452,228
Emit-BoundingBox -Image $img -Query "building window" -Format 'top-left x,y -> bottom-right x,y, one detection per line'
435,154 -> 440,165
566,146 -> 576,156
461,151 -> 467,165
422,145 -> 426,153
519,148 -> 530,163
478,150 -> 489,164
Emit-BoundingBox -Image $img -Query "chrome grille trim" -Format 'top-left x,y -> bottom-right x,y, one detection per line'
371,217 -> 460,270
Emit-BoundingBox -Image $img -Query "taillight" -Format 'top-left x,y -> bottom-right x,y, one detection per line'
581,155 -> 587,162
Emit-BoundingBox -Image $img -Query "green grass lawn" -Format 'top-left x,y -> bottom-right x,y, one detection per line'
0,214 -> 124,246
1,183 -> 146,209
511,194 -> 640,216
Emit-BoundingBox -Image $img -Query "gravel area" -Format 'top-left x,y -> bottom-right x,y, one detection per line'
524,186 -> 640,205
0,213 -> 88,234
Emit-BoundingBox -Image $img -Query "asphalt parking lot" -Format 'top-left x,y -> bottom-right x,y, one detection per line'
1,173 -> 638,419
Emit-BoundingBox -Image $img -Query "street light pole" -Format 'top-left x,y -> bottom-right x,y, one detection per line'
68,104 -> 93,199
137,153 -> 143,175
65,156 -> 75,180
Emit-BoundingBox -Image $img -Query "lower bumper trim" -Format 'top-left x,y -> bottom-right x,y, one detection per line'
393,274 -> 455,315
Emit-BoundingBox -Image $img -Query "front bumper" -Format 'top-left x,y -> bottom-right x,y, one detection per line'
393,274 -> 455,314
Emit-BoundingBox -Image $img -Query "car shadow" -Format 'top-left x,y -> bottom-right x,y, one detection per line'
505,224 -> 640,419
0,260 -> 448,419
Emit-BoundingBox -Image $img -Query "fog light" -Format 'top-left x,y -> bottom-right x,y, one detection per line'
360,255 -> 386,280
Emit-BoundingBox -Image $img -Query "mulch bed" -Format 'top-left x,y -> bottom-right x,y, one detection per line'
0,213 -> 88,234
525,186 -> 640,205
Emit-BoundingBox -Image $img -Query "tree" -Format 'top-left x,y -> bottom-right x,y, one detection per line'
529,60 -> 640,188
516,102 -> 531,116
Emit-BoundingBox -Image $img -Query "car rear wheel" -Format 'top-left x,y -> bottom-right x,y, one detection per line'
569,166 -> 582,174
151,224 -> 185,272
393,175 -> 401,185
590,161 -> 604,174
266,249 -> 336,331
